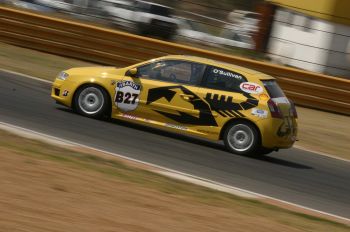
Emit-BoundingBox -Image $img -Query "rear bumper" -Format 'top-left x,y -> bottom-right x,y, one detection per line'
258,117 -> 298,149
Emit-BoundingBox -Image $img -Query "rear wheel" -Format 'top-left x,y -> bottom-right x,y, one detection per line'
74,85 -> 110,119
223,122 -> 260,156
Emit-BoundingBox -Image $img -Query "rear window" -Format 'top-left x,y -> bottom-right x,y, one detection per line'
262,80 -> 286,98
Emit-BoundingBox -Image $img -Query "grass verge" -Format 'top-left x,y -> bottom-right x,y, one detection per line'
0,42 -> 94,81
0,42 -> 349,160
0,129 -> 349,231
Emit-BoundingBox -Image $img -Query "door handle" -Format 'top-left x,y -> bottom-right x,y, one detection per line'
180,94 -> 194,101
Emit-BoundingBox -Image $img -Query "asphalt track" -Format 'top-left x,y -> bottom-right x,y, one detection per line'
1,70 -> 350,219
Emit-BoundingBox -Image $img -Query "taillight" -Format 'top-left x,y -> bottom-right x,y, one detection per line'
267,99 -> 283,118
289,100 -> 298,118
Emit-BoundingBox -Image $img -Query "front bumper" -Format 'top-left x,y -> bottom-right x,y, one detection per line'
51,79 -> 74,107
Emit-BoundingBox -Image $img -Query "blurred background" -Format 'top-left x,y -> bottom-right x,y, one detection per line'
1,0 -> 350,78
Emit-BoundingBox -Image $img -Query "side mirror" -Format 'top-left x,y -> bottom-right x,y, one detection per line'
127,68 -> 138,77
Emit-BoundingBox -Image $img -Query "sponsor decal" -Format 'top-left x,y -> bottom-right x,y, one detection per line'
115,81 -> 141,112
240,82 -> 263,94
212,68 -> 243,80
277,122 -> 291,137
251,108 -> 268,118
277,117 -> 296,137
62,90 -> 69,96
121,113 -> 153,124
259,94 -> 269,101
272,97 -> 290,104
121,113 -> 139,120
164,123 -> 188,131
121,113 -> 188,131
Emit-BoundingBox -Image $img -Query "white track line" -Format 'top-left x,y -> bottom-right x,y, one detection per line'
294,145 -> 350,163
0,69 -> 52,84
0,121 -> 257,199
1,67 -> 349,163
0,121 -> 349,224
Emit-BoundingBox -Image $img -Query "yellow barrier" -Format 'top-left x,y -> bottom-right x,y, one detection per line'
1,6 -> 350,115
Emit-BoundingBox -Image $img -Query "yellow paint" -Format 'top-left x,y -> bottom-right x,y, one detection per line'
51,55 -> 298,153
269,0 -> 350,25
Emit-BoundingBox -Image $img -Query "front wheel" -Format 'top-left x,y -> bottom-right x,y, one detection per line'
223,122 -> 260,156
74,85 -> 110,119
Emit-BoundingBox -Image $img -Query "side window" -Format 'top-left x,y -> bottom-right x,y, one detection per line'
137,60 -> 206,85
203,66 -> 246,92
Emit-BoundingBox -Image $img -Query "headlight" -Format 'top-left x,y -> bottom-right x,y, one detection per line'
57,71 -> 69,80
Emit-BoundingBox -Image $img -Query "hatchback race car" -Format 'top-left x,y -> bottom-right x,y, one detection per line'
51,55 -> 298,155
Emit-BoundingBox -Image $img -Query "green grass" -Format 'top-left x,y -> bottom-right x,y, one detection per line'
0,42 -> 94,81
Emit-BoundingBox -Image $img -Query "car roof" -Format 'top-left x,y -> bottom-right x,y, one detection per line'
158,55 -> 274,79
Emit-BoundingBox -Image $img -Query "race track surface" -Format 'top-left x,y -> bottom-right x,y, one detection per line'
1,70 -> 350,219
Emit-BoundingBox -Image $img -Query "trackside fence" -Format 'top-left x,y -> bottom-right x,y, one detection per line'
1,6 -> 350,115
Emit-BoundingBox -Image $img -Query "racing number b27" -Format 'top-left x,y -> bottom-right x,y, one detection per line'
115,91 -> 138,104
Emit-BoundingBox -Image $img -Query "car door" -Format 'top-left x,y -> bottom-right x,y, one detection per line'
117,59 -> 211,131
195,65 -> 257,126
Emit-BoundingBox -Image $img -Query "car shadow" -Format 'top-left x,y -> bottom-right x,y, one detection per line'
253,156 -> 312,169
56,107 -> 313,170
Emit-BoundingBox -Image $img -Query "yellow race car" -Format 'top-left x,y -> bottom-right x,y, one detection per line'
51,55 -> 297,155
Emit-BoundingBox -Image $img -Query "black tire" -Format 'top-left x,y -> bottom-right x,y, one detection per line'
223,121 -> 260,156
74,85 -> 110,119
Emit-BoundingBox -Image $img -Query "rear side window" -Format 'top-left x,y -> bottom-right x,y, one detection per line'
202,66 -> 247,92
262,80 -> 286,98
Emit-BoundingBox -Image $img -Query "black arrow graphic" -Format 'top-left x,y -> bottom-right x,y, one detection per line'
147,87 -> 177,104
205,92 -> 258,118
146,86 -> 217,126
